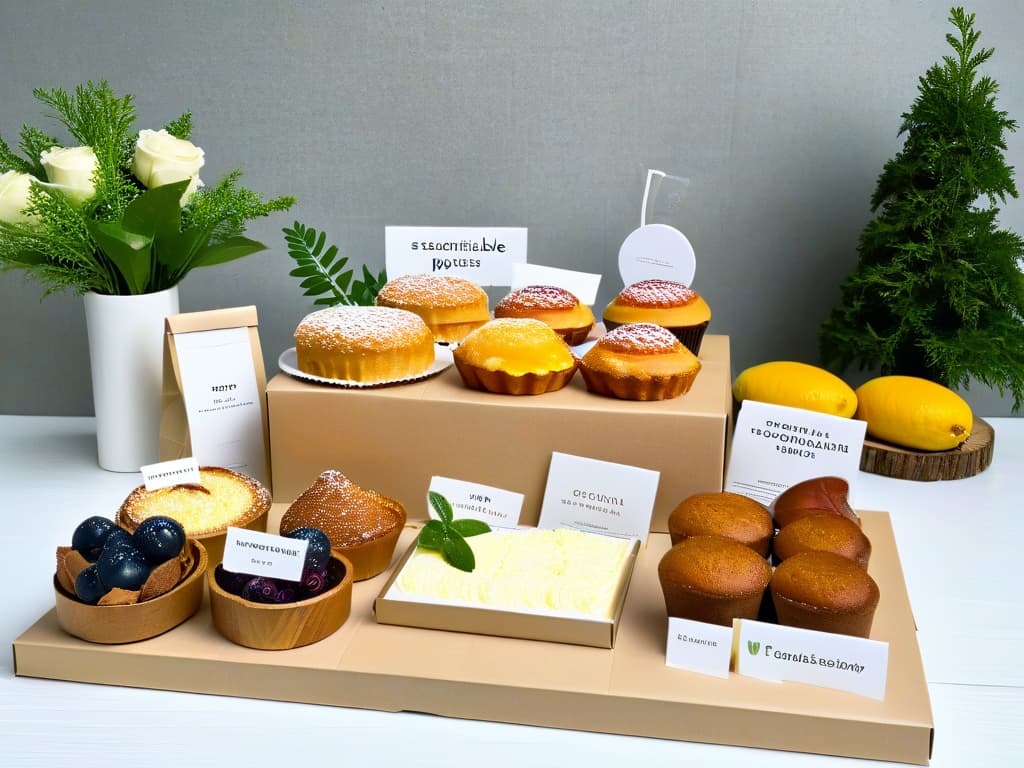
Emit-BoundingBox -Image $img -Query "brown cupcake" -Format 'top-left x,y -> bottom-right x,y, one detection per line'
667,491 -> 773,557
772,476 -> 860,529
658,535 -> 772,626
771,551 -> 880,638
602,279 -> 711,354
773,513 -> 871,569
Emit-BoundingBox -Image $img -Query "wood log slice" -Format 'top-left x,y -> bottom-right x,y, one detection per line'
859,417 -> 994,481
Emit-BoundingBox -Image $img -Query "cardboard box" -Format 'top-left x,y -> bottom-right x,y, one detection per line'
267,335 -> 733,531
374,534 -> 640,648
14,509 -> 933,765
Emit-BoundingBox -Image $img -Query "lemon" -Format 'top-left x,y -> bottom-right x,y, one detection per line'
854,376 -> 973,451
733,361 -> 857,418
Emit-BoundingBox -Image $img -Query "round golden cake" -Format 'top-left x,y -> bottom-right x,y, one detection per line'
770,551 -> 880,638
580,323 -> 701,401
294,306 -> 434,383
453,318 -> 577,395
375,274 -> 489,343
657,535 -> 772,626
667,491 -> 774,557
494,285 -> 595,345
772,476 -> 860,530
603,279 -> 711,354
773,513 -> 871,569
280,470 -> 406,581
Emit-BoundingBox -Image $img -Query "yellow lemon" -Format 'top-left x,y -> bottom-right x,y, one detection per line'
733,361 -> 857,418
854,376 -> 973,451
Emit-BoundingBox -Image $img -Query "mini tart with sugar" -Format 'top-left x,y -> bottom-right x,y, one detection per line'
453,318 -> 578,395
294,306 -> 435,383
280,470 -> 406,581
580,323 -> 701,401
493,285 -> 595,345
603,279 -> 711,354
375,274 -> 490,343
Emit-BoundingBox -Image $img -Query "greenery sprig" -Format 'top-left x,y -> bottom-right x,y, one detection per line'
283,220 -> 387,306
418,491 -> 491,572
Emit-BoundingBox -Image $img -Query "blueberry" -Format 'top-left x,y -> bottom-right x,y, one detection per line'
132,516 -> 186,563
102,527 -> 133,552
242,577 -> 279,603
96,543 -> 151,591
273,583 -> 299,604
71,516 -> 118,562
284,527 -> 332,571
301,567 -> 328,598
215,567 -> 252,596
75,565 -> 109,604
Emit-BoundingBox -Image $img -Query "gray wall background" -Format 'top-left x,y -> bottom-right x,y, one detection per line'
2,0 -> 1022,416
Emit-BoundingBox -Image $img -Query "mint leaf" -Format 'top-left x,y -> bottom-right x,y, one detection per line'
428,490 -> 454,525
442,530 -> 475,572
418,519 -> 446,550
450,519 -> 491,538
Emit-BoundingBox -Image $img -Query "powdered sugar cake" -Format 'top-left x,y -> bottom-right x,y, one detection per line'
580,323 -> 701,401
375,274 -> 489,343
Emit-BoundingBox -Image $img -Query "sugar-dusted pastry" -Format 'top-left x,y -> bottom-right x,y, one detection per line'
667,491 -> 773,557
294,306 -> 435,383
770,551 -> 880,638
494,285 -> 595,345
603,279 -> 711,354
453,318 -> 577,395
375,274 -> 490,343
280,470 -> 406,581
579,323 -> 701,401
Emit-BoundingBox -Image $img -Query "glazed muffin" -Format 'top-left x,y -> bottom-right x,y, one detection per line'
658,535 -> 772,626
667,492 -> 774,557
579,323 -> 701,401
375,274 -> 489,343
772,476 -> 860,530
771,551 -> 880,638
494,285 -> 595,345
773,513 -> 871,569
280,470 -> 406,581
603,279 -> 711,354
295,306 -> 434,383
453,318 -> 577,395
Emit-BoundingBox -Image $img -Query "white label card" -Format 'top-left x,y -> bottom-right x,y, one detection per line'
735,619 -> 889,700
665,617 -> 734,679
618,223 -> 696,287
385,226 -> 527,286
141,456 -> 201,491
510,263 -> 602,306
428,476 -> 524,529
725,401 -> 867,508
173,326 -> 266,486
538,452 -> 659,539
221,527 -> 309,582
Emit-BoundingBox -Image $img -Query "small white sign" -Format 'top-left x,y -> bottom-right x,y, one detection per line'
618,223 -> 696,287
428,476 -> 524,528
538,452 -> 659,539
510,263 -> 602,306
385,226 -> 527,286
141,456 -> 201,491
173,326 -> 266,485
666,617 -> 734,679
735,619 -> 889,700
725,401 -> 867,508
221,527 -> 309,582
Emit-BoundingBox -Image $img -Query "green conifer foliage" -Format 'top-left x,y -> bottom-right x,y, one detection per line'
820,7 -> 1024,410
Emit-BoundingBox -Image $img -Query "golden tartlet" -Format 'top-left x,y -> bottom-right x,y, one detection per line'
667,491 -> 774,557
603,279 -> 711,354
770,551 -> 880,638
579,323 -> 701,401
294,306 -> 435,383
376,274 -> 489,343
494,285 -> 595,345
453,318 -> 577,395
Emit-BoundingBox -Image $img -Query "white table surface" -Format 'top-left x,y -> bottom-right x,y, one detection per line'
2,414 -> 1022,767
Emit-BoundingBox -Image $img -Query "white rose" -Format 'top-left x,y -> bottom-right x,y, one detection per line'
0,170 -> 37,224
39,145 -> 98,204
133,129 -> 205,203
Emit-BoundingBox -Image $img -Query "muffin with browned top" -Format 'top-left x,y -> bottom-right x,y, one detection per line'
667,491 -> 773,557
580,323 -> 701,401
603,279 -> 711,354
494,285 -> 595,345
376,274 -> 489,343
770,551 -> 879,638
773,513 -> 871,569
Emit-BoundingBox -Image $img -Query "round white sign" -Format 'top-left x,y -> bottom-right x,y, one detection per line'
617,223 -> 696,287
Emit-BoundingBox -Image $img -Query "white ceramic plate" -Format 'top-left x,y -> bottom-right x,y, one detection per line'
278,346 -> 454,388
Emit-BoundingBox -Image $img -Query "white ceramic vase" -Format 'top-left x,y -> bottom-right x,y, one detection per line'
83,286 -> 180,472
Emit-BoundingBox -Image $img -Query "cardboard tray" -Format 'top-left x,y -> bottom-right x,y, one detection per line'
13,511 -> 933,765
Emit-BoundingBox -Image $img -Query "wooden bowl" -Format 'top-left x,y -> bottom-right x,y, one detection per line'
53,540 -> 208,644
208,553 -> 354,650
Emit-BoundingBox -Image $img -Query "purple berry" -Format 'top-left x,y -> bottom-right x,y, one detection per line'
215,567 -> 252,596
301,567 -> 328,597
242,577 -> 279,603
274,584 -> 299,604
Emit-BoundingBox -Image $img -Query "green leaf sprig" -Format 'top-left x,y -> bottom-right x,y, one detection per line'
282,220 -> 387,306
418,491 -> 491,572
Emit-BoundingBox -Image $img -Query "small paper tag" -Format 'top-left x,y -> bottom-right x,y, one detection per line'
665,617 -> 734,679
141,457 -> 201,491
725,401 -> 867,508
735,619 -> 889,700
538,452 -> 659,539
428,476 -> 524,528
385,226 -> 527,286
221,527 -> 309,582
510,263 -> 602,305
618,223 -> 696,286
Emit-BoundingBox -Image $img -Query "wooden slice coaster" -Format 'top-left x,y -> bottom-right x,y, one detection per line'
859,417 -> 994,481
